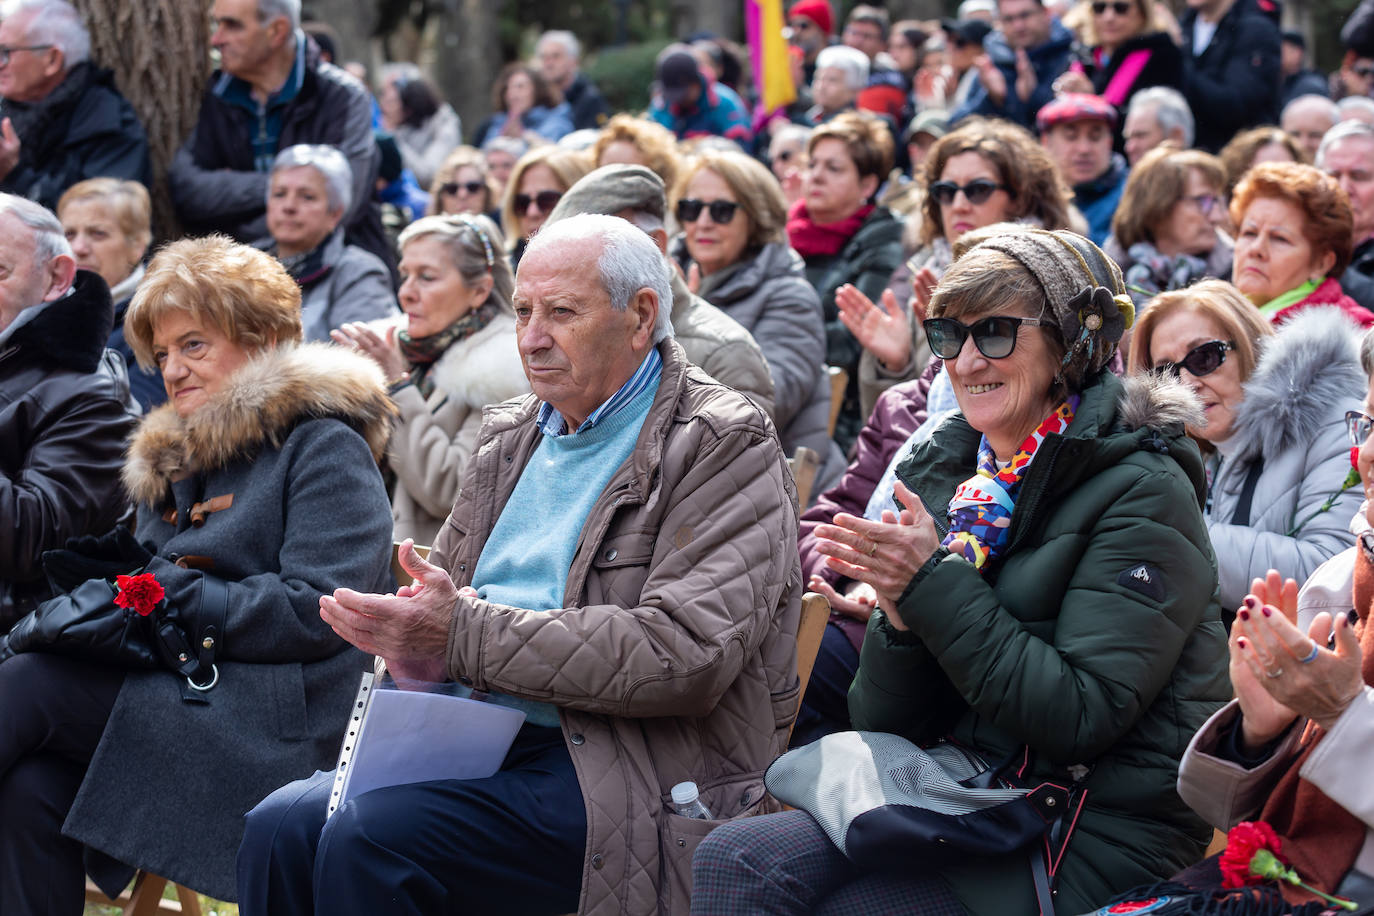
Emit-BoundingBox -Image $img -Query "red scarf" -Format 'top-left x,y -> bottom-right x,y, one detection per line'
1256,552 -> 1374,903
786,199 -> 874,258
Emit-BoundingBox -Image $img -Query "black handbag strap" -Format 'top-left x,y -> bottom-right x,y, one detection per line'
1230,458 -> 1265,527
177,575 -> 229,704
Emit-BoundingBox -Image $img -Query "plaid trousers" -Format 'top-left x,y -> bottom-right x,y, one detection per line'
690,809 -> 969,915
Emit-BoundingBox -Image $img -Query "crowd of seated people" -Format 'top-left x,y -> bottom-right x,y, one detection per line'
8,0 -> 1374,912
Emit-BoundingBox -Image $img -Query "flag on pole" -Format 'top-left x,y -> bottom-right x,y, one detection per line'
746,0 -> 797,111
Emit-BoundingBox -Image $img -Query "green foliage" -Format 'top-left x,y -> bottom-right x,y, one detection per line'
583,40 -> 671,115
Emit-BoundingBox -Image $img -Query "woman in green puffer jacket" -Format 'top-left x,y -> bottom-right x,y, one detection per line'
691,229 -> 1229,916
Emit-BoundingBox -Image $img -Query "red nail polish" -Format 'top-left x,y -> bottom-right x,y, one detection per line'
1237,637 -> 1247,649
1238,608 -> 1250,621
1243,596 -> 1257,609
1261,606 -> 1272,618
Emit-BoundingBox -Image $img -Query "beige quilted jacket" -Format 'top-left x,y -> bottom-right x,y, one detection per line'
430,339 -> 802,914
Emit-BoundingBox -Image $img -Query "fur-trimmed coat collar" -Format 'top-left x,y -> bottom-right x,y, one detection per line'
1117,371 -> 1206,434
123,342 -> 394,506
1226,306 -> 1365,468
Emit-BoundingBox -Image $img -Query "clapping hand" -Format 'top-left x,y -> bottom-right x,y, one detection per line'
835,284 -> 913,372
332,321 -> 409,384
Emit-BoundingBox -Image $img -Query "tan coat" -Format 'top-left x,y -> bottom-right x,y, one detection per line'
388,313 -> 529,546
430,339 -> 802,915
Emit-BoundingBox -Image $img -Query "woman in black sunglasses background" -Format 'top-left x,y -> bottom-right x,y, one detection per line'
693,228 -> 1228,914
669,148 -> 845,496
499,145 -> 592,270
1128,279 -> 1364,616
1104,145 -> 1233,305
427,146 -> 500,226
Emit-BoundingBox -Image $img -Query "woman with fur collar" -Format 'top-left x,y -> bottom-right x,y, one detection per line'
334,214 -> 529,546
1129,281 -> 1366,614
0,236 -> 396,908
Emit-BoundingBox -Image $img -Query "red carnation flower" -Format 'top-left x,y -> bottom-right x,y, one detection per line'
1219,821 -> 1286,889
113,572 -> 165,617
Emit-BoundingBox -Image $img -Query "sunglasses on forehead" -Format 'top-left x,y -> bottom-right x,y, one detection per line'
514,189 -> 563,214
928,178 -> 1006,206
1151,340 -> 1234,380
923,315 -> 1044,360
676,198 -> 740,224
440,181 -> 484,197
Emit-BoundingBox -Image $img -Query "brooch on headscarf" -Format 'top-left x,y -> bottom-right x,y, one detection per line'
1057,286 -> 1135,381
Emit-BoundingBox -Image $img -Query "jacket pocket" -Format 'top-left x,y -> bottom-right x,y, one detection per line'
771,681 -> 802,733
656,772 -> 767,913
588,533 -> 654,606
270,662 -> 308,741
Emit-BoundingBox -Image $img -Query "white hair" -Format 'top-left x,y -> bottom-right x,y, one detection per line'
524,214 -> 675,344
815,45 -> 870,91
0,193 -> 72,268
269,144 -> 353,214
257,0 -> 300,29
537,30 -> 581,61
1316,118 -> 1374,168
1337,95 -> 1374,123
0,0 -> 89,67
1282,93 -> 1340,126
380,61 -> 421,88
1127,86 -> 1194,148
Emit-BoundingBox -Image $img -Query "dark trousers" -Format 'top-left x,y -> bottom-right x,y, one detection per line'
789,622 -> 859,749
0,653 -> 124,916
236,724 -> 587,916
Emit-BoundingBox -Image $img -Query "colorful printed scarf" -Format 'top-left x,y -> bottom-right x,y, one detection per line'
942,398 -> 1078,571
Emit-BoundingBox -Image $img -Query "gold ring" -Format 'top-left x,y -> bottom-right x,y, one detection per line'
867,539 -> 877,557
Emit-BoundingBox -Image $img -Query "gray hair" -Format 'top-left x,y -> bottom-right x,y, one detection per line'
0,0 -> 89,67
0,192 -> 73,268
398,213 -> 514,312
1337,95 -> 1374,124
1282,93 -> 1340,126
1127,86 -> 1194,148
482,135 -> 530,159
256,0 -> 300,29
523,213 -> 675,344
537,30 -> 581,61
770,124 -> 812,154
815,45 -> 870,91
1316,118 -> 1374,168
269,144 -> 353,214
1362,325 -> 1374,377
380,61 -> 421,88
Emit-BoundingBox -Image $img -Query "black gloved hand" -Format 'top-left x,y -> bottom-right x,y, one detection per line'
64,527 -> 153,566
43,527 -> 154,593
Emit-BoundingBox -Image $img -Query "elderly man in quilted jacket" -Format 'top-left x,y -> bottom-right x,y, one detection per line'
236,213 -> 802,916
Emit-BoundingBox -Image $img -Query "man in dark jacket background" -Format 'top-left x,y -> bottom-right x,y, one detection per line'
1179,0 -> 1281,151
168,0 -> 392,272
536,30 -> 611,132
0,194 -> 134,631
0,0 -> 151,211
951,0 -> 1073,129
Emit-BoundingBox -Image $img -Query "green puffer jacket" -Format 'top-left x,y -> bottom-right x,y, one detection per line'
849,371 -> 1229,915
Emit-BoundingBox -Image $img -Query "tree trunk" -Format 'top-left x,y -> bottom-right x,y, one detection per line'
74,0 -> 212,241
670,0 -> 740,38
302,0 -> 380,65
433,0 -> 504,145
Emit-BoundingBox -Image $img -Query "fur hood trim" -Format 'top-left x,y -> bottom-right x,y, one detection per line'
1228,306 -> 1365,467
1117,371 -> 1205,433
123,342 -> 395,506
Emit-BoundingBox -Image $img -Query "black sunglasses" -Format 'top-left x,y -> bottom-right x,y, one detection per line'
440,181 -> 484,197
928,178 -> 1007,207
676,198 -> 740,225
923,315 -> 1044,360
514,189 -> 563,214
1347,410 -> 1374,447
1152,340 -> 1234,380
1091,1 -> 1134,13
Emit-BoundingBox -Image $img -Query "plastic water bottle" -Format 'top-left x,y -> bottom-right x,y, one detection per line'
670,781 -> 712,820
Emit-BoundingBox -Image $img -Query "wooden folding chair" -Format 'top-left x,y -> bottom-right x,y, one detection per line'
391,541 -> 432,588
791,591 -> 831,738
84,872 -> 201,916
825,366 -> 848,439
786,446 -> 820,511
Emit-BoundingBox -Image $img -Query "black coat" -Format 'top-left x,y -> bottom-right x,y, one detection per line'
0,63 -> 151,210
1179,0 -> 1282,151
563,71 -> 611,131
0,271 -> 136,630
1081,31 -> 1185,149
1341,237 -> 1374,314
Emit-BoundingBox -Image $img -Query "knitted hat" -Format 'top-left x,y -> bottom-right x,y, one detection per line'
787,0 -> 835,35
1035,92 -> 1118,133
544,164 -> 666,226
968,228 -> 1134,387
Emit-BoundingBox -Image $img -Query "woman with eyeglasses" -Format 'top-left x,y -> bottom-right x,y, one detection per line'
332,215 -> 529,545
427,146 -> 499,226
1128,279 -> 1364,615
1229,161 -> 1374,328
668,148 -> 842,495
1105,145 -> 1233,305
787,111 -> 904,450
693,228 -> 1228,915
499,146 -> 591,271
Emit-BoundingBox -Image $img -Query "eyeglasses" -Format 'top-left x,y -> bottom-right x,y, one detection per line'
0,44 -> 52,67
514,189 -> 563,214
1347,410 -> 1374,446
1091,1 -> 1134,14
440,181 -> 484,197
676,198 -> 740,224
923,315 -> 1044,359
1185,193 -> 1220,216
1151,339 -> 1234,379
928,178 -> 1007,206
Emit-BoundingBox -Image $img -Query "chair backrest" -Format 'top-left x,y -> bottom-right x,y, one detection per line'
786,446 -> 820,511
794,591 -> 831,717
391,542 -> 433,588
826,365 -> 848,439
